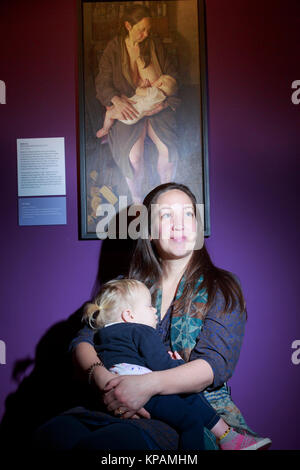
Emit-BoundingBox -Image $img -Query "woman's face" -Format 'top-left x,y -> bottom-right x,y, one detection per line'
126,17 -> 151,44
151,189 -> 202,261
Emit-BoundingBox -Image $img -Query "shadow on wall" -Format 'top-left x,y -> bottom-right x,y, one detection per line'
0,308 -> 84,451
0,234 -> 136,451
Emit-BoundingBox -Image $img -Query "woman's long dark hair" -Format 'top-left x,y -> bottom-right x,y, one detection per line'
119,4 -> 151,68
129,183 -> 246,317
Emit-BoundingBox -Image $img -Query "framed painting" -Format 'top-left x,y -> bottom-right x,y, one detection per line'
78,0 -> 210,239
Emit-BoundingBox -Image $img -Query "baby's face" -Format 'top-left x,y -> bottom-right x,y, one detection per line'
129,285 -> 158,329
152,77 -> 170,96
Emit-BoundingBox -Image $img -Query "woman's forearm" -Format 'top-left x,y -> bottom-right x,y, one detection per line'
72,342 -> 99,371
102,360 -> 214,415
111,95 -> 121,105
150,359 -> 214,395
72,342 -> 113,389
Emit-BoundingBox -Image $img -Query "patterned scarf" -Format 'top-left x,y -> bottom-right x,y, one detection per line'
170,275 -> 207,362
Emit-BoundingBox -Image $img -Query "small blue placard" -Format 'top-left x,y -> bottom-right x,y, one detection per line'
18,197 -> 67,226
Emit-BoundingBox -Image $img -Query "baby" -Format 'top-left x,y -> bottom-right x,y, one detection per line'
83,278 -> 271,450
96,74 -> 177,138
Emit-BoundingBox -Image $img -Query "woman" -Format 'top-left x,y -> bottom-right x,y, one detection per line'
95,5 -> 180,204
63,182 -> 271,450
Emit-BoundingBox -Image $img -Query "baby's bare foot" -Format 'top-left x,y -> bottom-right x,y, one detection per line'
96,128 -> 108,138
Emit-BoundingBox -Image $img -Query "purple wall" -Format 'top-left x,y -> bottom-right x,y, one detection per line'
0,0 -> 299,450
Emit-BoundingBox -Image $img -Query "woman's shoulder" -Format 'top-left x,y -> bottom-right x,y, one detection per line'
210,272 -> 246,318
227,271 -> 241,285
192,270 -> 242,289
103,36 -> 122,54
211,270 -> 242,289
215,269 -> 242,295
189,270 -> 244,314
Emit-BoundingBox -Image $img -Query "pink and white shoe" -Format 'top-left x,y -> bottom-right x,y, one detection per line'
219,428 -> 272,450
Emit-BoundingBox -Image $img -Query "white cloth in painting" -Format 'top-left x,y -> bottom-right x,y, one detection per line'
119,87 -> 166,125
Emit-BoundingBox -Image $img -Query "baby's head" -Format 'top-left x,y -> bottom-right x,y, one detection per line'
153,74 -> 178,97
83,279 -> 157,329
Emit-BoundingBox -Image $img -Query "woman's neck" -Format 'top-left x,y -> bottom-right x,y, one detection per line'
161,255 -> 191,283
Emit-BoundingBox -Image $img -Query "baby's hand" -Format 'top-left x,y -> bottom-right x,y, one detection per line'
168,350 -> 183,360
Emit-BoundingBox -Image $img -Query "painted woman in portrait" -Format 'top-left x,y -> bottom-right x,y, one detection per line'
94,4 -> 180,204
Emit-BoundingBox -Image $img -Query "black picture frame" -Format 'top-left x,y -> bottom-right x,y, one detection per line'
78,0 -> 210,239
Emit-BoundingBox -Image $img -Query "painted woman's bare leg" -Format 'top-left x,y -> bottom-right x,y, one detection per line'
147,121 -> 174,184
126,123 -> 147,204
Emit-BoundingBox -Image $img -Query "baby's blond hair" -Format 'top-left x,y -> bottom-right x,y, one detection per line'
82,278 -> 145,329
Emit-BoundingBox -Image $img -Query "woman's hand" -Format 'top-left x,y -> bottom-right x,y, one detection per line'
110,95 -> 139,121
103,374 -> 156,419
92,369 -> 149,419
144,101 -> 168,117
